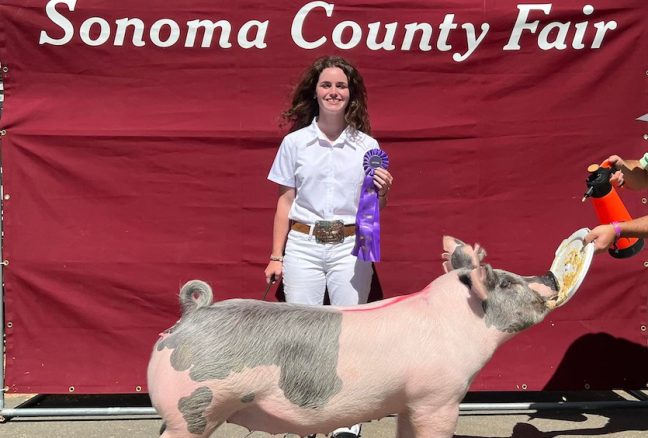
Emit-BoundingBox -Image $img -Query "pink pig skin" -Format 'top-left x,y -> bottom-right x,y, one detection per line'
148,237 -> 557,437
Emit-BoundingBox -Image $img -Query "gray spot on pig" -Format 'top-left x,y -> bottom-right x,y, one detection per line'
481,267 -> 549,333
451,241 -> 475,270
156,282 -> 214,352
178,386 -> 213,435
458,273 -> 472,289
157,293 -> 343,409
241,393 -> 255,403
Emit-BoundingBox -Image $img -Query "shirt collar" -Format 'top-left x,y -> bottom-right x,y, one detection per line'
307,117 -> 356,149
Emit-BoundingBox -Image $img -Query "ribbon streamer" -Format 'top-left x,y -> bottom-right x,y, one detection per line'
352,149 -> 389,261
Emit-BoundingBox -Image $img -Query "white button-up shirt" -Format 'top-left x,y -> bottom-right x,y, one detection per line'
268,118 -> 380,225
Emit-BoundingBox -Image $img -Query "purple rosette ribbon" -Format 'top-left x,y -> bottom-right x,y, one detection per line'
352,149 -> 390,262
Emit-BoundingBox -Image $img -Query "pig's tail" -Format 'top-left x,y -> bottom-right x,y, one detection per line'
179,279 -> 213,314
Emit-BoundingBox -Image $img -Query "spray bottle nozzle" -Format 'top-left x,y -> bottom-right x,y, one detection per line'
581,186 -> 593,202
584,163 -> 614,200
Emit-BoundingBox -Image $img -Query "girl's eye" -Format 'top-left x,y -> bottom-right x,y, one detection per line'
336,83 -> 348,89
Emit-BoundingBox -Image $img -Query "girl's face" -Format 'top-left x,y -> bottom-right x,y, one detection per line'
315,67 -> 350,118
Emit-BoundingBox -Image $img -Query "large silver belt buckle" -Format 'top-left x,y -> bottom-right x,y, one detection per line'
313,220 -> 345,244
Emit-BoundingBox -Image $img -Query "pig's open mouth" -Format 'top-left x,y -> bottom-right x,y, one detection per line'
521,271 -> 559,297
527,271 -> 562,309
540,271 -> 560,293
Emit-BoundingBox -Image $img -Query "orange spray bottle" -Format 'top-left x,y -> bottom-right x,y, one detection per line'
582,161 -> 644,258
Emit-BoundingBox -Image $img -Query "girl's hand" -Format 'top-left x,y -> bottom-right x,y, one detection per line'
373,168 -> 393,197
264,261 -> 282,284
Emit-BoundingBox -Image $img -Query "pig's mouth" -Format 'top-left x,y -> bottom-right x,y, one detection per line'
531,272 -> 561,304
522,271 -> 561,309
464,264 -> 560,308
538,271 -> 560,293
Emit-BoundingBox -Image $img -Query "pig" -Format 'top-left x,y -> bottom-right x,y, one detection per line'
147,236 -> 560,438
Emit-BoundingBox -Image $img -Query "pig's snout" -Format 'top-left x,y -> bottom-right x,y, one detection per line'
524,271 -> 559,300
542,271 -> 559,293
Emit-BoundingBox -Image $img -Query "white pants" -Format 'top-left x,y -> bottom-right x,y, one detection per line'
283,229 -> 373,306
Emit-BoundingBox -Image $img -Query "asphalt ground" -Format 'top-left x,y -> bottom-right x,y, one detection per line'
1,391 -> 647,437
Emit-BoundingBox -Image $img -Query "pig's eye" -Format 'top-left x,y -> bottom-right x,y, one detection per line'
499,279 -> 511,289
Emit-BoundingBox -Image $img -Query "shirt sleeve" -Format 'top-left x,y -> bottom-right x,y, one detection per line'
362,134 -> 380,152
268,136 -> 296,187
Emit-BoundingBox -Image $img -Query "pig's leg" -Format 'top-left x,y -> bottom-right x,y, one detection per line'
159,386 -> 234,438
161,421 -> 222,438
396,403 -> 459,438
395,413 -> 415,438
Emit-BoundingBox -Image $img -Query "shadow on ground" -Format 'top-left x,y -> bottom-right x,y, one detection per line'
3,391 -> 647,438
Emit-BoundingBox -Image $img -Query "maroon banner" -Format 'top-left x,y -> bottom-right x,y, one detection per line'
0,0 -> 646,394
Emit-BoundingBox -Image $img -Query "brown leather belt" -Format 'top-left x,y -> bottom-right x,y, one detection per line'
291,220 -> 355,244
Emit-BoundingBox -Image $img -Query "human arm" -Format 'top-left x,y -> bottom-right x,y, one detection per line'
607,154 -> 648,191
264,185 -> 295,284
373,167 -> 393,209
584,215 -> 648,253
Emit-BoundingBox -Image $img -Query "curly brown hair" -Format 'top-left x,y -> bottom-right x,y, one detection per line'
281,56 -> 371,135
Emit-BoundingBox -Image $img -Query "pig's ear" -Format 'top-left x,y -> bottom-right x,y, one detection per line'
442,236 -> 486,272
474,243 -> 487,264
443,235 -> 464,256
442,236 -> 469,271
469,266 -> 489,301
442,236 -> 462,272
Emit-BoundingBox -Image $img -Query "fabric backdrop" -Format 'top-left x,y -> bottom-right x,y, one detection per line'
0,0 -> 646,393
